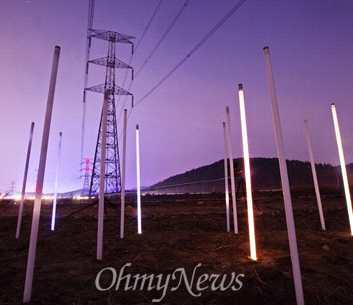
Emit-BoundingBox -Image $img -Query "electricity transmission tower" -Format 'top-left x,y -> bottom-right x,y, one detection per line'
81,158 -> 92,196
81,0 -> 134,196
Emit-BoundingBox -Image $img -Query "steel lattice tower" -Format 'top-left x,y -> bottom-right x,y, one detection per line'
81,0 -> 134,196
87,31 -> 134,196
81,158 -> 92,196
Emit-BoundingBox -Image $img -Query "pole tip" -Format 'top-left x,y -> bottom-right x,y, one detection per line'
59,132 -> 63,136
263,46 -> 270,51
238,83 -> 243,90
136,124 -> 139,130
222,121 -> 226,127
226,106 -> 230,113
54,46 -> 61,55
330,102 -> 336,107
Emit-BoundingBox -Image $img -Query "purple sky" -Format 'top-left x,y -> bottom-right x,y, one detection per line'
0,0 -> 352,193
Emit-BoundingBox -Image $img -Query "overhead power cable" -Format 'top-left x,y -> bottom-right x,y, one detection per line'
120,0 -> 190,125
134,0 -> 248,108
135,0 -> 190,78
121,0 -> 190,115
118,0 -> 164,97
116,0 -> 164,127
135,0 -> 164,52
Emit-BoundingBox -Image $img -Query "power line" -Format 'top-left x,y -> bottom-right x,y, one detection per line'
135,0 -> 164,52
135,0 -> 190,78
119,0 -> 190,120
120,0 -> 164,88
116,0 -> 164,130
134,0 -> 248,108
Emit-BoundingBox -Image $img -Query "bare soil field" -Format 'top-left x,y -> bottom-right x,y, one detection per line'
0,191 -> 352,305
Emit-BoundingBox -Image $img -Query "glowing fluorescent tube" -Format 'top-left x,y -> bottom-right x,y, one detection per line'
136,124 -> 142,234
331,103 -> 353,235
222,122 -> 231,232
238,84 -> 257,261
51,131 -> 62,231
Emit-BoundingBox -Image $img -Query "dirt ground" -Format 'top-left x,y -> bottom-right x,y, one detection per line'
0,191 -> 352,305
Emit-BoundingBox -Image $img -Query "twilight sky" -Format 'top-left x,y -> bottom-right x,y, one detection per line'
0,0 -> 352,193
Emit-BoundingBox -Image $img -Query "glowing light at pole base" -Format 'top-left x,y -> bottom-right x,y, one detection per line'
237,84 -> 257,261
136,124 -> 142,235
222,122 -> 231,232
330,103 -> 353,236
51,131 -> 63,231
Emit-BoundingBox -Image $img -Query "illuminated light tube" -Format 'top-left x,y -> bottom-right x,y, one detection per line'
43,195 -> 54,201
136,124 -> 142,234
16,122 -> 35,239
304,120 -> 326,231
73,195 -> 90,201
23,46 -> 61,303
97,92 -> 109,261
225,106 -> 239,234
120,109 -> 128,239
237,84 -> 257,261
14,194 -> 22,202
330,103 -> 353,235
222,122 -> 231,232
51,131 -> 63,231
263,46 -> 305,305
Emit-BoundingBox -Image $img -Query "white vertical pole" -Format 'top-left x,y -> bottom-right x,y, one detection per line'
23,46 -> 61,303
120,109 -> 128,239
50,131 -> 63,231
136,124 -> 142,234
237,84 -> 257,261
330,103 -> 353,235
304,120 -> 326,231
263,46 -> 305,305
80,0 -> 95,165
225,107 -> 238,234
16,122 -> 35,239
222,122 -> 231,232
97,93 -> 109,261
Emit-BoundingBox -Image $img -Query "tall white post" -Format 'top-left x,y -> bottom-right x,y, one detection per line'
304,120 -> 326,231
97,93 -> 109,261
16,122 -> 35,239
263,46 -> 305,305
23,46 -> 61,303
330,103 -> 353,235
80,0 -> 95,165
136,124 -> 142,234
51,131 -> 63,231
222,122 -> 231,232
225,106 -> 238,234
120,109 -> 128,239
237,84 -> 257,261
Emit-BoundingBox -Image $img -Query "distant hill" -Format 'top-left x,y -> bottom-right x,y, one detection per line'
148,158 -> 352,194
